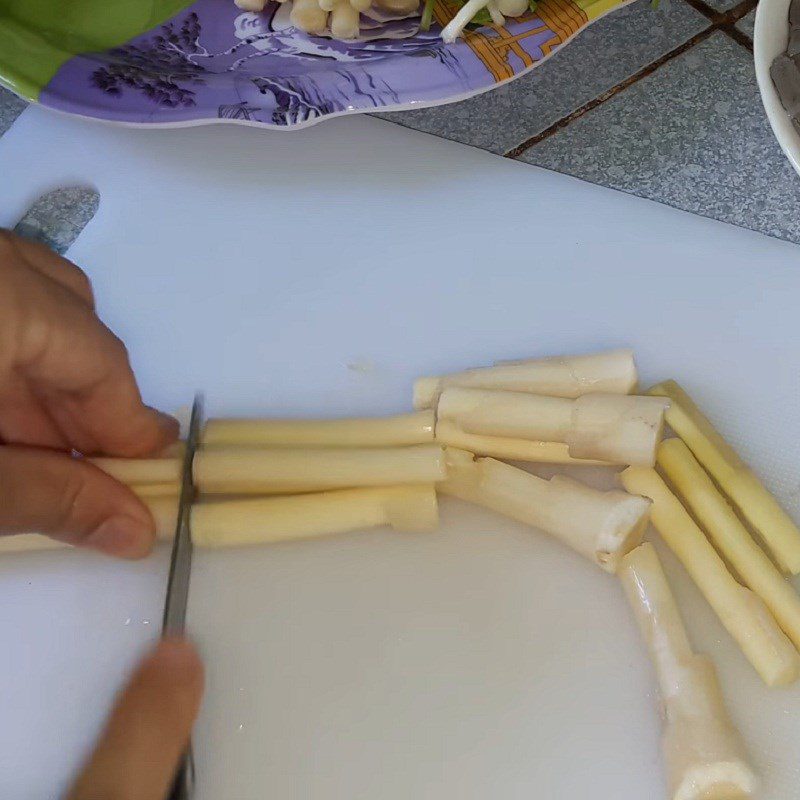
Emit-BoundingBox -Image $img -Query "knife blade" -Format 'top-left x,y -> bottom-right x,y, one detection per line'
162,393 -> 203,799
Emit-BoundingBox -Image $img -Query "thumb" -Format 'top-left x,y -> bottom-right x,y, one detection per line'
0,445 -> 156,558
67,639 -> 205,800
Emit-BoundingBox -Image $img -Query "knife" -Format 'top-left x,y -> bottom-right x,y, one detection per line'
162,393 -> 203,800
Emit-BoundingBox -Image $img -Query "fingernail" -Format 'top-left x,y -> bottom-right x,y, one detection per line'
88,515 -> 154,559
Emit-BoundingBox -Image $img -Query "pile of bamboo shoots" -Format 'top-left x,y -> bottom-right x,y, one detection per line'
6,347 -> 800,798
233,0 -> 531,44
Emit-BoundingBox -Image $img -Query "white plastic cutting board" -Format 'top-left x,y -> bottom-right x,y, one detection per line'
1,107 -> 800,800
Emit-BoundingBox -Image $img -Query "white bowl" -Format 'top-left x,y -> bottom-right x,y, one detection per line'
755,0 -> 800,176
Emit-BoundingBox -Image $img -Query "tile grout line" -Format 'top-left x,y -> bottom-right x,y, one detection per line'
505,0 -> 758,158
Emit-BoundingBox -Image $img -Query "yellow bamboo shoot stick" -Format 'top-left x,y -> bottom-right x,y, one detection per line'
194,444 -> 446,494
131,483 -> 181,499
441,449 -> 649,573
620,544 -> 758,800
437,388 -> 667,466
88,455 -> 181,485
620,466 -> 800,686
658,438 -> 800,653
290,0 -> 328,33
0,497 -> 178,554
414,349 -> 637,409
191,485 -> 438,548
434,420 -> 610,465
203,410 -> 434,447
649,380 -> 800,575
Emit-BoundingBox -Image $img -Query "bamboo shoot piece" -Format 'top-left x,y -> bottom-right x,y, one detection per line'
88,455 -> 182,485
290,0 -> 329,34
437,389 -> 667,466
620,544 -> 758,800
191,485 -> 438,548
440,449 -> 649,572
131,482 -> 181,499
194,444 -> 445,494
203,410 -> 435,447
648,380 -> 800,575
0,497 -> 178,554
658,438 -> 800,652
414,349 -> 637,409
620,466 -> 800,686
435,420 -> 609,465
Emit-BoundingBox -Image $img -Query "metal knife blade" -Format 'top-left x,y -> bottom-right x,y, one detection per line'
162,393 -> 203,800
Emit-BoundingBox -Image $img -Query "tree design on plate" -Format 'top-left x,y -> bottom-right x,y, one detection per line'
90,13 -> 207,107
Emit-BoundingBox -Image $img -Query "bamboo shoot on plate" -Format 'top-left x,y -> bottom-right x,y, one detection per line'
203,410 -> 435,447
620,467 -> 800,686
0,497 -> 178,554
437,389 -> 667,466
434,420 -> 609,465
648,380 -> 800,575
440,449 -> 649,572
658,438 -> 800,652
191,485 -> 438,548
620,544 -> 758,800
414,349 -> 637,409
194,444 -> 446,494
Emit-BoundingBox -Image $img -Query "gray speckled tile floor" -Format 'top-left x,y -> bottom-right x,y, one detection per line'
518,32 -> 800,241
0,84 -> 26,137
376,0 -> 708,154
736,6 -> 756,38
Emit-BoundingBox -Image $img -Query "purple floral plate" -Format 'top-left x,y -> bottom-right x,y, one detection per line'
0,0 -> 630,128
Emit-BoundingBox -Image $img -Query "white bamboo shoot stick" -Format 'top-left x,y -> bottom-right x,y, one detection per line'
0,497 -> 178,554
192,485 -> 438,548
414,349 -> 637,409
203,410 -> 434,447
131,482 -> 181,499
290,0 -> 329,34
496,0 -> 528,15
620,467 -> 800,686
89,456 -> 182,485
487,1 -> 505,24
649,380 -> 800,575
437,388 -> 667,466
434,420 -> 609,465
658,438 -> 800,653
440,449 -> 649,572
330,0 -> 360,36
620,544 -> 758,800
194,444 -> 445,494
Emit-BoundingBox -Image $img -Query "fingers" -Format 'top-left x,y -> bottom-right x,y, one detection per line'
67,639 -> 204,800
1,229 -> 95,308
0,445 -> 156,558
4,251 -> 178,455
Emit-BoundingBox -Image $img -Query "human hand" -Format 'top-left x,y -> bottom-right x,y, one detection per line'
66,638 -> 205,800
0,230 -> 179,557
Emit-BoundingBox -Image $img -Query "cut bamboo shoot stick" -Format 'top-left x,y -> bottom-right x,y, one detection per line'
194,444 -> 446,494
191,485 -> 438,548
203,410 -> 435,447
88,455 -> 181,485
434,420 -> 610,465
437,389 -> 667,466
0,497 -> 178,554
620,466 -> 800,686
658,438 -> 800,653
620,543 -> 758,800
414,349 -> 637,409
649,380 -> 800,575
290,0 -> 329,34
131,482 -> 181,499
440,449 -> 649,572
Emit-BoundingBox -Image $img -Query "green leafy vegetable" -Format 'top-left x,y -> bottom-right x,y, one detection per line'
420,0 -> 435,30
